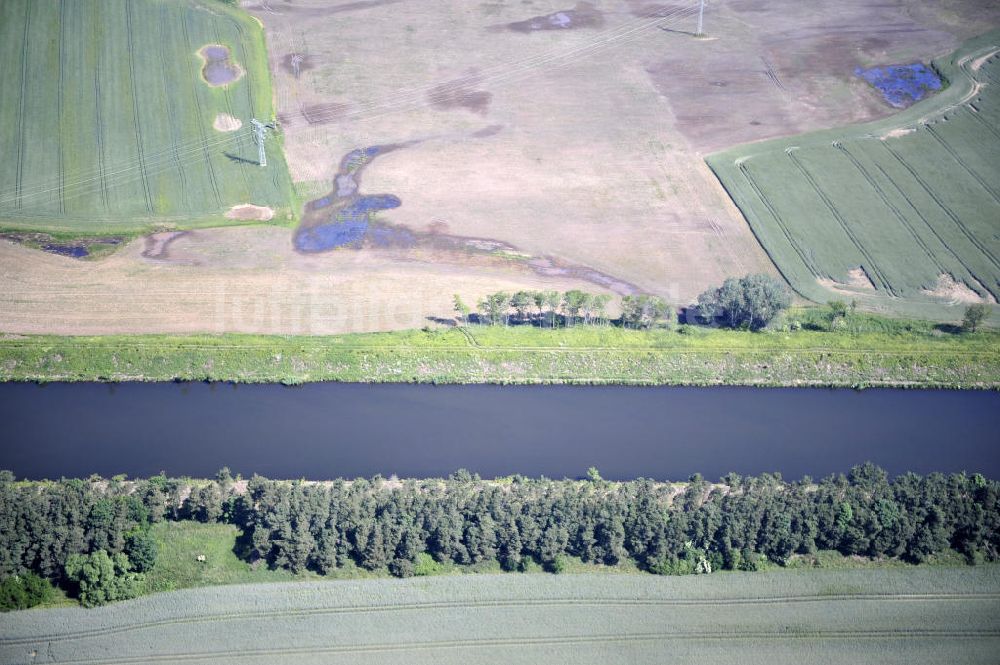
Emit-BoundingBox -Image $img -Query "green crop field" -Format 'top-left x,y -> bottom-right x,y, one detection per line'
2,568 -> 998,664
0,0 -> 293,234
708,31 -> 1000,321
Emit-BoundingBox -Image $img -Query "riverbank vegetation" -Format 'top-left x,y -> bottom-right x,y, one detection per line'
0,303 -> 997,386
2,465 -> 998,608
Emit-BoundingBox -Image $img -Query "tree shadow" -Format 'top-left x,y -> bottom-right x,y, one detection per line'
934,323 -> 964,334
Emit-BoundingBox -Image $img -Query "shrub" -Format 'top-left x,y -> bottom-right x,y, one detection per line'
64,551 -> 145,607
0,573 -> 53,611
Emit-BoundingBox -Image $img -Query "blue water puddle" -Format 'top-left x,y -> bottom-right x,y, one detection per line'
295,194 -> 401,252
344,146 -> 381,173
855,63 -> 941,108
42,244 -> 88,258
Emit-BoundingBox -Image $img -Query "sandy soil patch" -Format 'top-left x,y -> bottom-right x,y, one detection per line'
881,127 -> 915,139
213,113 -> 243,132
817,267 -> 876,294
922,274 -> 996,304
970,49 -> 999,71
225,204 -> 275,221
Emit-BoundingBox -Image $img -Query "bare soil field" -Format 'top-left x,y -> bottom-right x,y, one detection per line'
243,0 -> 998,310
0,228 -> 614,335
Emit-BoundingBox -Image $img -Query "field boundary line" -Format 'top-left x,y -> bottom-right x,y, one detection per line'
0,341 -> 996,358
9,591 -> 999,646
40,628 -> 1000,664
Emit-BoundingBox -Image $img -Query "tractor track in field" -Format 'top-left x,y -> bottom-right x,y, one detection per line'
869,158 -> 995,301
736,160 -> 819,276
181,15 -> 223,207
12,1 -> 31,211
28,628 -> 1000,664
879,141 -> 1000,273
785,149 -> 897,296
967,103 -> 1000,142
124,0 -> 154,214
92,12 -> 109,209
832,142 -> 944,274
157,7 -> 191,214
923,123 -> 1000,206
5,592 -> 999,647
57,0 -> 66,214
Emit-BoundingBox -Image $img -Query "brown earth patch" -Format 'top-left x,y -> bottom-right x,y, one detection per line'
280,52 -> 315,78
817,267 -> 876,294
301,102 -> 350,125
471,124 -> 504,139
225,204 -> 275,221
503,2 -> 604,33
428,75 -> 493,115
142,231 -> 190,261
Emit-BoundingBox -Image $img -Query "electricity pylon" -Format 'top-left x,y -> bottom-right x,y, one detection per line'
250,118 -> 269,167
696,0 -> 705,36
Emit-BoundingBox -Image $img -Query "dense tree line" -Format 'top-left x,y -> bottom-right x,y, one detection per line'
229,465 -> 1000,576
3,465 -> 998,607
456,290 -> 672,329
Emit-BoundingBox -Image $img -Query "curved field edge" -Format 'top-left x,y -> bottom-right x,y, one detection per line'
0,326 -> 998,388
706,29 -> 1000,319
3,568 -> 999,665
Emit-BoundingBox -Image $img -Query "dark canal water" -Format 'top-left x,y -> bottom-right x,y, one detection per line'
0,383 -> 997,481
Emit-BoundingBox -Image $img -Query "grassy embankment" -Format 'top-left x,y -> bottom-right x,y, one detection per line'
1,310 -> 997,387
5,563 -> 999,664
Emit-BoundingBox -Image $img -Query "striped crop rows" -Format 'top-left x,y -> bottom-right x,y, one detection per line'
0,0 -> 293,231
707,32 -> 1000,309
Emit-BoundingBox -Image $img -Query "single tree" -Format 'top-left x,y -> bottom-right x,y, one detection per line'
562,290 -> 588,326
591,294 -> 612,326
962,303 -> 989,333
453,294 -> 471,327
543,291 -> 561,328
511,291 -> 534,324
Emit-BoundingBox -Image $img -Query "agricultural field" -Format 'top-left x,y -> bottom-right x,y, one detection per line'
2,568 -> 999,664
709,30 -> 1000,321
1,0 -> 999,335
0,0 -> 294,233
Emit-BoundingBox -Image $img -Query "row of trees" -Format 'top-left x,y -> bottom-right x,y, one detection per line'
4,464 -> 997,605
455,291 -> 675,329
453,274 -> 792,332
